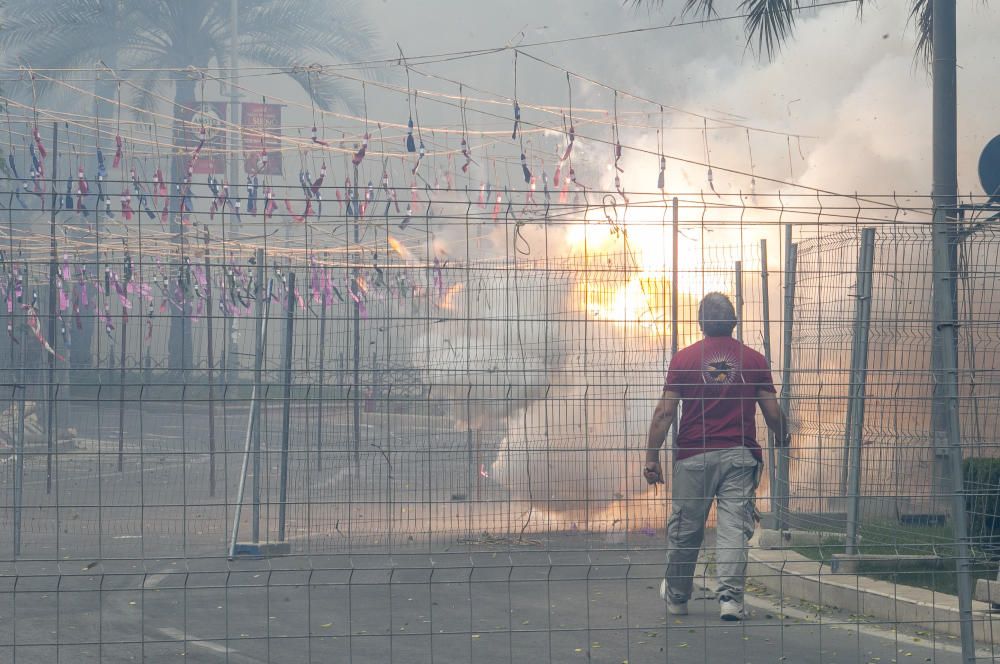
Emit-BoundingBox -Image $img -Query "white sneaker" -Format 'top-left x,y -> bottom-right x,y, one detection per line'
719,595 -> 744,621
659,579 -> 688,615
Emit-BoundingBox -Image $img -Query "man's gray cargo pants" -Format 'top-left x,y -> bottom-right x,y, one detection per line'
663,446 -> 759,603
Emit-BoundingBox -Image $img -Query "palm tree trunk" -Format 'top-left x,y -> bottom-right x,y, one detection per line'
167,77 -> 195,372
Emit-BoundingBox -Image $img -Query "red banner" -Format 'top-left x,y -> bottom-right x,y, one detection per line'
175,101 -> 228,175
241,103 -> 283,176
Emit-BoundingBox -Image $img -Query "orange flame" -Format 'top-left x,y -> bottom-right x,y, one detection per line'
387,235 -> 412,261
438,283 -> 464,310
565,208 -> 732,335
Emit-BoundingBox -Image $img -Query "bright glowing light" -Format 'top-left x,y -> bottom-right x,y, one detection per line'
387,235 -> 412,261
438,283 -> 464,310
565,202 -> 738,334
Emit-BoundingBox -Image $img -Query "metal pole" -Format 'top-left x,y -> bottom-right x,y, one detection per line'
13,384 -> 25,558
228,277 -> 273,558
316,289 -> 327,470
842,244 -> 862,496
46,122 -> 58,495
13,270 -> 27,557
252,247 -> 264,542
229,0 -> 240,209
671,197 -> 679,354
7,200 -> 16,373
205,230 -> 217,497
13,272 -> 27,556
227,0 -> 240,382
734,260 -> 744,343
845,228 -> 876,555
352,166 -> 361,469
670,197 -> 679,446
277,271 -> 296,542
117,309 -> 126,472
760,239 -> 777,511
777,228 -> 797,529
931,0 -> 975,659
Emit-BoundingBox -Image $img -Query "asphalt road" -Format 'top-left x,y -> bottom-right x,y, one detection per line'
1,545 -> 988,664
1,402 -> 992,663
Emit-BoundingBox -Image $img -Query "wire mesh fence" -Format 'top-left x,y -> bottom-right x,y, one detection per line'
2,180 -> 1000,662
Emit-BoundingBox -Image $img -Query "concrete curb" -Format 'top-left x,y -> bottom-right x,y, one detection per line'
748,546 -> 1000,646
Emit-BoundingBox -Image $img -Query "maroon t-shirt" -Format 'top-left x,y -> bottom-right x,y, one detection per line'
665,336 -> 776,462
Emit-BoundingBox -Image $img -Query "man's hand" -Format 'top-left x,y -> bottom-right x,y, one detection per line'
643,460 -> 664,485
757,390 -> 790,445
645,389 -> 677,488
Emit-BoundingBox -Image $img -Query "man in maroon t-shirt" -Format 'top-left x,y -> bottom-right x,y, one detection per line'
644,293 -> 789,621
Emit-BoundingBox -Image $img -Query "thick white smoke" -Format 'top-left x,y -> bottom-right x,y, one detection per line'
369,1 -> 999,520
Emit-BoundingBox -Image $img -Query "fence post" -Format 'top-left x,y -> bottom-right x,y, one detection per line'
352,166 -> 362,471
6,267 -> 14,375
845,228 -> 876,555
46,121 -> 59,495
4,265 -> 13,381
316,287 -> 327,470
734,260 -> 744,343
228,276 -> 274,558
760,239 -> 777,509
670,197 -> 679,447
12,270 -> 27,558
13,384 -> 24,558
777,227 -> 798,528
277,271 -> 296,542
204,231 -> 216,497
252,247 -> 265,543
117,307 -> 127,472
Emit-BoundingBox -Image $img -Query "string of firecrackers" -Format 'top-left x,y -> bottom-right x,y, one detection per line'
3,240 -> 486,359
4,168 -> 581,256
0,244 -> 459,359
3,78 -> 617,164
5,72 -> 628,230
0,58 -> 813,144
2,110 -> 584,231
2,73 -> 608,355
0,217 -> 441,267
1,106 -> 664,344
0,107 -> 580,167
0,103 -> 612,176
5,57 -> 733,186
0,173 -> 600,262
1,60 -> 851,224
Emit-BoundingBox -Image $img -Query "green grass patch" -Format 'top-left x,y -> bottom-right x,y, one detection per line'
790,521 -> 997,596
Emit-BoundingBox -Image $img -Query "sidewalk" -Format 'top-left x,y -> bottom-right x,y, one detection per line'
747,543 -> 1000,646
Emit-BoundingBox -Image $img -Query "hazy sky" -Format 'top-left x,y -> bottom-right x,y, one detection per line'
349,0 -> 998,197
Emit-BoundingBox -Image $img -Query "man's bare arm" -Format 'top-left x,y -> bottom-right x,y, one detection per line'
757,390 -> 790,445
646,390 -> 680,462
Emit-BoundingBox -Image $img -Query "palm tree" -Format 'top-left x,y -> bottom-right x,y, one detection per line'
0,0 -> 375,111
0,0 -> 380,371
628,1 -> 932,61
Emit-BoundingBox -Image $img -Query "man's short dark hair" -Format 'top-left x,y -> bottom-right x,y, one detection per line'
698,292 -> 737,337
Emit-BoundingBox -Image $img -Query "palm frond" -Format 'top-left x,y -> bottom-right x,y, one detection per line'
240,42 -> 361,112
0,0 -> 378,114
240,0 -> 378,66
626,0 -> 954,65
908,0 -> 932,67
740,0 -> 796,60
684,0 -> 719,18
127,64 -> 165,117
625,0 -> 718,16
